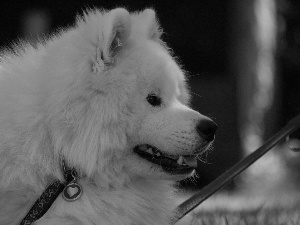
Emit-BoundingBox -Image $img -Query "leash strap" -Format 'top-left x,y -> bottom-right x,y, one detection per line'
20,180 -> 65,225
171,114 -> 300,225
20,160 -> 76,225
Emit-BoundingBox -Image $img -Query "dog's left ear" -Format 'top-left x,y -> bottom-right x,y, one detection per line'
140,9 -> 162,41
102,8 -> 131,63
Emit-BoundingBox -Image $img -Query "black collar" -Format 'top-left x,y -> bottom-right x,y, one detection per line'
20,160 -> 78,225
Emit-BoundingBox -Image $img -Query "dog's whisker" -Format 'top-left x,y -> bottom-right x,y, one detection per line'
196,146 -> 214,165
196,155 -> 211,164
190,91 -> 202,98
186,171 -> 199,185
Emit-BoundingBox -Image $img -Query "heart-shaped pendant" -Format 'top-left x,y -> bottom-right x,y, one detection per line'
62,182 -> 82,202
68,186 -> 78,197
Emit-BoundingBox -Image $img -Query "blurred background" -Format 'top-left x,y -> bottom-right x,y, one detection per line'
0,0 -> 299,190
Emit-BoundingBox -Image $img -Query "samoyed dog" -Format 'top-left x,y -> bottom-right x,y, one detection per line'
0,8 -> 217,225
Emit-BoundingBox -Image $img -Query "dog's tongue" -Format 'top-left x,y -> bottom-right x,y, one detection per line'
183,156 -> 197,168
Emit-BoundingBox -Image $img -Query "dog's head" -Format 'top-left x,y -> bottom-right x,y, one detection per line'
45,8 -> 217,185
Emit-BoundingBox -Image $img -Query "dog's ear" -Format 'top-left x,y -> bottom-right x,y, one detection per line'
140,9 -> 162,41
102,8 -> 131,63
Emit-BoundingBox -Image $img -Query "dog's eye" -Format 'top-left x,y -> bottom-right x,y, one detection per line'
146,94 -> 162,107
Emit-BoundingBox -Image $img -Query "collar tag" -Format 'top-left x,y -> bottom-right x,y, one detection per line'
62,181 -> 82,202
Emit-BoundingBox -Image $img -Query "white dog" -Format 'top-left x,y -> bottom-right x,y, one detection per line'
0,8 -> 217,225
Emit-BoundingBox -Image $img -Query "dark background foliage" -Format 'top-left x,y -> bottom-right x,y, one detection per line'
0,0 -> 299,189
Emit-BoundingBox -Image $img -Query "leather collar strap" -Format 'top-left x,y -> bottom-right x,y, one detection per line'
20,160 -> 77,225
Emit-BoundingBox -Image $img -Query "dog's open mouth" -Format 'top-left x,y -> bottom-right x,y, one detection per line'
134,144 -> 198,174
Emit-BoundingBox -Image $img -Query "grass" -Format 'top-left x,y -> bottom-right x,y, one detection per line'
175,188 -> 300,225
174,143 -> 300,225
189,206 -> 300,225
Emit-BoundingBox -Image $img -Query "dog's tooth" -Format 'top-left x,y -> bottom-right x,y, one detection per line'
177,156 -> 183,165
183,156 -> 197,168
152,148 -> 158,154
140,145 -> 147,151
146,148 -> 153,154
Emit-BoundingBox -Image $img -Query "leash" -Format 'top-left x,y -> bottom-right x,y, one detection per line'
171,114 -> 300,225
20,159 -> 82,225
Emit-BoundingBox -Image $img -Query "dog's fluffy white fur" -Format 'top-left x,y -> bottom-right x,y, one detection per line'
0,8 -> 213,225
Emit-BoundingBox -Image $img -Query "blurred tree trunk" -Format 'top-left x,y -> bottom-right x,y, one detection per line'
229,0 -> 279,186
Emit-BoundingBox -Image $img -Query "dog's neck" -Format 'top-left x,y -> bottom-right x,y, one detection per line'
37,178 -> 177,225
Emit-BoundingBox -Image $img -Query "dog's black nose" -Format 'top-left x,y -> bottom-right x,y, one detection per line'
196,118 -> 217,142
